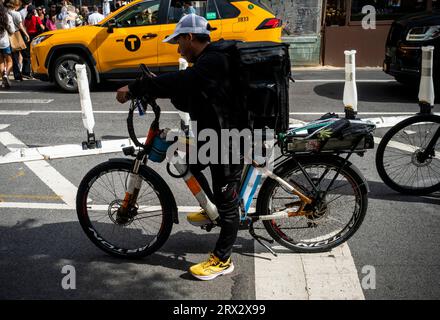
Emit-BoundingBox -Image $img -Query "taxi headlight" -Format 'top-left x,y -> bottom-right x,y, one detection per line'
32,34 -> 53,46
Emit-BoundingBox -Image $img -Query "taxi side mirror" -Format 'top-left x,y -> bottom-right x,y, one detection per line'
107,18 -> 116,33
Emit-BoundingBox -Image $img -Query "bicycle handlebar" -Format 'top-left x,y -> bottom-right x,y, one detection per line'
126,64 -> 162,150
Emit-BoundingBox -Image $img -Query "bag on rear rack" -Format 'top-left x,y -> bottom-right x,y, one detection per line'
211,40 -> 291,134
282,117 -> 376,154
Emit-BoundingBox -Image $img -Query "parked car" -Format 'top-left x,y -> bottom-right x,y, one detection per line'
383,10 -> 439,91
30,0 -> 282,92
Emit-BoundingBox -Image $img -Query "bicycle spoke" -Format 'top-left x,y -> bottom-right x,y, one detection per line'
267,161 -> 363,249
80,165 -> 168,255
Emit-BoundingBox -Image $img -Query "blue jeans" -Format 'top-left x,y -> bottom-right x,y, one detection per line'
0,47 -> 12,55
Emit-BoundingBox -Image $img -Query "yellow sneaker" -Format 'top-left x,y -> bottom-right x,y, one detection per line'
187,210 -> 211,227
189,253 -> 234,281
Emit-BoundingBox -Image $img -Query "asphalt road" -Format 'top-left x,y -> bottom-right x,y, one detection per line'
0,69 -> 439,300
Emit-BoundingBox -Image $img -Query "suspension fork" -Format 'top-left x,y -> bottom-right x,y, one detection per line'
120,151 -> 146,214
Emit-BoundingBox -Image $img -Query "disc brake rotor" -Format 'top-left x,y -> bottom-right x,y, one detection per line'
108,199 -> 137,226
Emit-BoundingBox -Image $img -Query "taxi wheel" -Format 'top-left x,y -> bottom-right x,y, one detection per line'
53,54 -> 94,93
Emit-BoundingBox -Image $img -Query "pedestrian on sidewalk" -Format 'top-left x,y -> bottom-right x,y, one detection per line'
0,1 -> 14,88
19,0 -> 31,21
6,0 -> 30,81
88,5 -> 104,25
45,9 -> 57,30
36,6 -> 46,26
183,1 -> 195,15
22,5 -> 44,78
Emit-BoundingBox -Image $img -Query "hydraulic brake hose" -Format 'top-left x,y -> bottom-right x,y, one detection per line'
166,161 -> 189,179
127,107 -> 145,149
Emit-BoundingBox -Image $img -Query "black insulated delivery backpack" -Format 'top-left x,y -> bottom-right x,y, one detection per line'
211,40 -> 291,134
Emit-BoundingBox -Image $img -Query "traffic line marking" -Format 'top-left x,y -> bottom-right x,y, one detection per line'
0,194 -> 62,201
0,110 -> 183,115
254,243 -> 365,300
0,135 -> 139,164
289,112 -> 419,115
0,202 -> 71,210
0,99 -> 54,104
0,132 -> 77,208
295,79 -> 395,83
0,124 -> 10,130
0,202 -> 204,213
0,91 -> 42,94
0,111 -> 31,115
374,137 -> 440,160
0,109 -> 425,116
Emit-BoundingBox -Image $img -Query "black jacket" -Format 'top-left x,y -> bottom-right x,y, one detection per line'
128,41 -> 240,134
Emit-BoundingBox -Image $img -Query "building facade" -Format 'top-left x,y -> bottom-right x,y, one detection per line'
322,0 -> 439,67
266,0 -> 324,66
268,0 -> 438,67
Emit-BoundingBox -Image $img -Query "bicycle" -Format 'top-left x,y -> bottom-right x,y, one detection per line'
376,104 -> 440,195
76,70 -> 375,259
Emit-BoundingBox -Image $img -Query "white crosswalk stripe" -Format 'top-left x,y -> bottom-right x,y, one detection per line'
254,244 -> 365,300
0,99 -> 53,104
0,132 -> 77,208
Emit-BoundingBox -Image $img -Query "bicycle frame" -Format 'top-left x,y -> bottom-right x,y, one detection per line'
122,99 -> 319,225
122,93 -> 372,235
240,160 -> 312,220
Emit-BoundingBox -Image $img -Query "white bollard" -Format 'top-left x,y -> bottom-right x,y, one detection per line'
75,64 -> 100,149
178,58 -> 193,134
343,50 -> 358,119
418,46 -> 435,112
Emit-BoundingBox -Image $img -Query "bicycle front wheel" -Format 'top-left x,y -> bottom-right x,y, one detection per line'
376,114 -> 440,195
256,155 -> 368,253
76,159 -> 176,258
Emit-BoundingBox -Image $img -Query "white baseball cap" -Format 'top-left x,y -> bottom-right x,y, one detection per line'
163,14 -> 211,44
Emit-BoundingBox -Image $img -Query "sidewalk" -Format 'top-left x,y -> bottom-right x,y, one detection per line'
292,66 -> 382,71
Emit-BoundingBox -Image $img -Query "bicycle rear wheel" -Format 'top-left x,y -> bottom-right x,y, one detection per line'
376,114 -> 440,195
256,155 -> 368,253
76,159 -> 176,258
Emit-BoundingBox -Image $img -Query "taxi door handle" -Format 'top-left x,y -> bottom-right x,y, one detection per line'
142,33 -> 157,39
116,39 -> 123,42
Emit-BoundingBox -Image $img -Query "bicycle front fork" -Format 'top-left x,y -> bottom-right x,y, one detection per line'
119,157 -> 144,218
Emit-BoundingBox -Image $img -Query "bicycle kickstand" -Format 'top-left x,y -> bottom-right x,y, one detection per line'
249,223 -> 278,257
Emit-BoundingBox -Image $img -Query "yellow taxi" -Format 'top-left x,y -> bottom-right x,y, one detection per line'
31,0 -> 282,92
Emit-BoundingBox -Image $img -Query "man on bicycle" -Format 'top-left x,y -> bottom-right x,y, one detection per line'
116,14 -> 243,281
